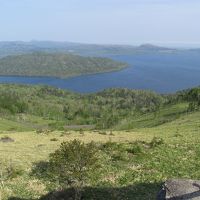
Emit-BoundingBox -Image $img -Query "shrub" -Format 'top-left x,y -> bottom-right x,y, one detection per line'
149,137 -> 164,148
100,141 -> 128,161
31,161 -> 50,180
48,140 -> 100,200
127,143 -> 144,154
101,141 -> 119,150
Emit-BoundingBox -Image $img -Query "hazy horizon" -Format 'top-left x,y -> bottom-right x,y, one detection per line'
0,40 -> 200,49
0,0 -> 200,47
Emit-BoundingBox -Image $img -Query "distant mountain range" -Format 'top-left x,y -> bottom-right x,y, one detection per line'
0,41 -> 178,58
0,41 -> 198,79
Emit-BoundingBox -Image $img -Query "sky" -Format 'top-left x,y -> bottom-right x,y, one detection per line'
0,0 -> 200,47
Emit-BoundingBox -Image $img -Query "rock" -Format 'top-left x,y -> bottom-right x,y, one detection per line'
157,179 -> 200,200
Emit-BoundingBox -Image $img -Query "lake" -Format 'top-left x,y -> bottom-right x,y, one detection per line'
0,51 -> 200,93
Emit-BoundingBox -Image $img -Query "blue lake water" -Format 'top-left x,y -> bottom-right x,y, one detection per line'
0,51 -> 200,93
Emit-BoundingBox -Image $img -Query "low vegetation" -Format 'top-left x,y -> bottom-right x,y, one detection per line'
0,84 -> 198,132
0,84 -> 166,131
0,84 -> 199,199
0,110 -> 200,199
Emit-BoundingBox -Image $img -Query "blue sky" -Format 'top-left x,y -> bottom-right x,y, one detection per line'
0,0 -> 200,46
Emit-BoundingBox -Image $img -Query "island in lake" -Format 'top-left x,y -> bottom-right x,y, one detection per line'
0,52 -> 127,78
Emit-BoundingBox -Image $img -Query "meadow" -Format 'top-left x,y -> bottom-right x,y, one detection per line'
0,106 -> 199,199
0,84 -> 199,199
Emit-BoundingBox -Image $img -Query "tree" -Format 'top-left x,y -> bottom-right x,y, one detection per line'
49,140 -> 100,200
187,88 -> 200,111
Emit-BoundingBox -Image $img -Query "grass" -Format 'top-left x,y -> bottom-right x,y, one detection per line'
0,131 -> 149,168
0,108 -> 200,199
115,102 -> 189,130
0,118 -> 34,132
0,115 -> 55,132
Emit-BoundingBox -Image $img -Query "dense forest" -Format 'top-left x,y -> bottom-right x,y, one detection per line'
0,52 -> 127,78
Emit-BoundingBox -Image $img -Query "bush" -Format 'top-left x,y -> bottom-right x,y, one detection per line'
149,137 -> 164,148
127,143 -> 144,154
48,140 -> 100,200
101,141 -> 118,150
31,161 -> 50,180
100,141 -> 128,161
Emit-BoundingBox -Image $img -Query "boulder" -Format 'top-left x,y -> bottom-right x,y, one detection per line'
157,179 -> 200,200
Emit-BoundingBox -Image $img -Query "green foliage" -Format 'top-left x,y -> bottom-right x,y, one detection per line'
0,84 -> 166,130
187,88 -> 200,111
48,140 -> 100,199
0,52 -> 127,78
0,85 -> 200,199
149,137 -> 164,148
0,84 -> 198,132
31,161 -> 50,181
127,142 -> 144,154
178,87 -> 200,111
100,141 -> 128,161
0,91 -> 28,114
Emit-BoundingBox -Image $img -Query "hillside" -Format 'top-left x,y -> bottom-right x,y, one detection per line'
138,43 -> 174,51
0,84 -> 199,131
0,84 -> 199,199
0,52 -> 127,78
0,85 -> 163,131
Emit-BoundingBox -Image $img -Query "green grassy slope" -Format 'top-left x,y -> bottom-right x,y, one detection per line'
115,102 -> 189,130
0,52 -> 127,78
0,84 -> 199,199
0,84 -> 164,131
0,109 -> 199,199
0,84 -> 199,132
